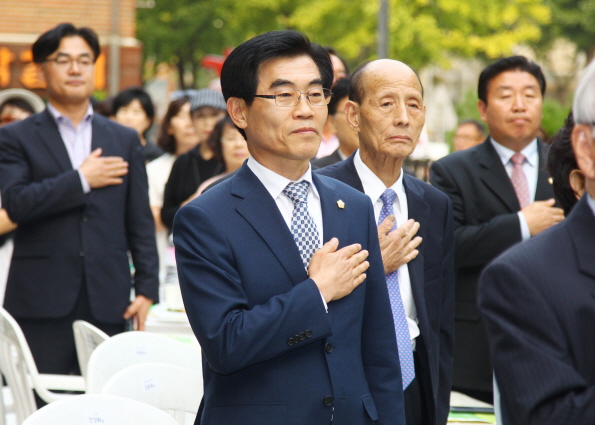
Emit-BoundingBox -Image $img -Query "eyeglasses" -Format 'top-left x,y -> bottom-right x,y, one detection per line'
45,55 -> 94,70
254,88 -> 332,107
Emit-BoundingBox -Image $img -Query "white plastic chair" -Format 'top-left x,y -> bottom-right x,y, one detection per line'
0,308 -> 85,424
101,362 -> 202,424
72,320 -> 109,379
21,394 -> 180,425
86,331 -> 201,394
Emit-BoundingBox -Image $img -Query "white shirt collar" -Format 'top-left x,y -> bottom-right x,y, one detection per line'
490,137 -> 538,167
247,156 -> 319,200
588,194 -> 595,218
353,149 -> 405,211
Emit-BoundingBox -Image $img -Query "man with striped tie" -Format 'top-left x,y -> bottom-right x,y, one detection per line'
317,59 -> 455,425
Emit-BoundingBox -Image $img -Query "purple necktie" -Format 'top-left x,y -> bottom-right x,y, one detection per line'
379,188 -> 415,389
510,153 -> 530,208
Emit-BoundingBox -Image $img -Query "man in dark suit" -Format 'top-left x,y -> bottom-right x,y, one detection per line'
317,59 -> 454,425
478,59 -> 595,425
430,56 -> 564,403
173,31 -> 404,425
312,77 -> 359,168
0,24 -> 158,379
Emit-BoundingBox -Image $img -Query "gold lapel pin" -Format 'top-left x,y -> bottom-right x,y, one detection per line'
337,200 -> 345,209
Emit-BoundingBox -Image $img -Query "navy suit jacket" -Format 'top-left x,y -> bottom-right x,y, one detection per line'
0,109 -> 159,323
479,195 -> 595,425
430,138 -> 554,392
316,154 -> 455,425
173,163 -> 405,425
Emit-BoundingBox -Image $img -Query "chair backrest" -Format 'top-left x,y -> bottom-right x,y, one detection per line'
101,362 -> 202,424
0,308 -> 41,423
21,394 -> 180,425
72,320 -> 109,378
86,331 -> 201,394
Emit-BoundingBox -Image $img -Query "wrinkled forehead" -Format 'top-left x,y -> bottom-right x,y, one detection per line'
361,66 -> 423,100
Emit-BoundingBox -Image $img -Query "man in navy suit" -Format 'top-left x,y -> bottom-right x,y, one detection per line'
317,59 -> 455,425
173,31 -> 405,425
478,59 -> 595,425
0,24 -> 158,380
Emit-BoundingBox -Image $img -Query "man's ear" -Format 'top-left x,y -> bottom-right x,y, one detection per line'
227,98 -> 248,130
477,100 -> 488,123
569,169 -> 586,200
345,101 -> 360,133
571,124 -> 595,180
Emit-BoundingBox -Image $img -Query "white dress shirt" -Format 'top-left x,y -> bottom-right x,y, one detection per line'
353,150 -> 420,347
491,138 -> 539,241
48,102 -> 94,193
247,156 -> 327,309
588,194 -> 595,217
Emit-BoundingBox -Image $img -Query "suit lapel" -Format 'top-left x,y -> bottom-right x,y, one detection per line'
403,175 -> 429,333
34,110 -> 72,173
313,173 -> 349,246
477,138 -> 520,212
567,196 -> 595,280
232,165 -> 309,286
535,141 -> 554,201
335,154 -> 365,192
91,115 -> 109,152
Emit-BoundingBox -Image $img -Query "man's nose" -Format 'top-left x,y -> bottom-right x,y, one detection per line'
393,102 -> 410,126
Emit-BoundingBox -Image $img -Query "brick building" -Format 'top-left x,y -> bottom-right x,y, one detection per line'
0,0 -> 142,99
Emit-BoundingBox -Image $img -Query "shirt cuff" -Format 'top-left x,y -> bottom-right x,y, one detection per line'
320,291 -> 328,313
78,170 -> 91,194
518,211 -> 531,241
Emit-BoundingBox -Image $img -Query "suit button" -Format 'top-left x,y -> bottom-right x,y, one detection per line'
299,332 -> 306,341
305,330 -> 312,338
79,251 -> 85,257
287,337 -> 295,346
323,396 -> 334,406
325,343 -> 333,353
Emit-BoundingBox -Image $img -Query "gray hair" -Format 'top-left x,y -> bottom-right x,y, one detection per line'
573,59 -> 595,125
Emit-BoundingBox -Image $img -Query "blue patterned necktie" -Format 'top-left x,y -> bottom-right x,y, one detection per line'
283,181 -> 321,270
378,188 -> 415,389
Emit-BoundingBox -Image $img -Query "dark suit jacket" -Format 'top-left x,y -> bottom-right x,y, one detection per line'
479,195 -> 595,425
0,109 -> 159,323
173,163 -> 405,425
311,148 -> 343,168
429,137 -> 554,392
316,154 -> 455,425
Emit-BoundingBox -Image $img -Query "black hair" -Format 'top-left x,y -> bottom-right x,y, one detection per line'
157,96 -> 191,154
32,23 -> 100,64
328,77 -> 350,115
207,116 -> 236,165
324,47 -> 350,76
546,111 -> 579,215
459,119 -> 486,136
0,97 -> 36,115
221,30 -> 333,139
349,60 -> 424,104
478,56 -> 546,104
112,87 -> 155,138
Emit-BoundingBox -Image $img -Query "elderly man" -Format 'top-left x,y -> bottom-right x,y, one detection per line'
173,31 -> 404,425
430,56 -> 564,403
478,59 -> 595,425
317,59 -> 454,425
0,23 -> 158,384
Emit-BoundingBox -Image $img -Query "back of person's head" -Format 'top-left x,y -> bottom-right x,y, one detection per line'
478,56 -> 546,104
572,60 -> 595,125
112,87 -> 155,123
157,96 -> 191,154
32,23 -> 100,64
328,77 -> 350,116
547,112 -> 582,214
221,30 -> 333,107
